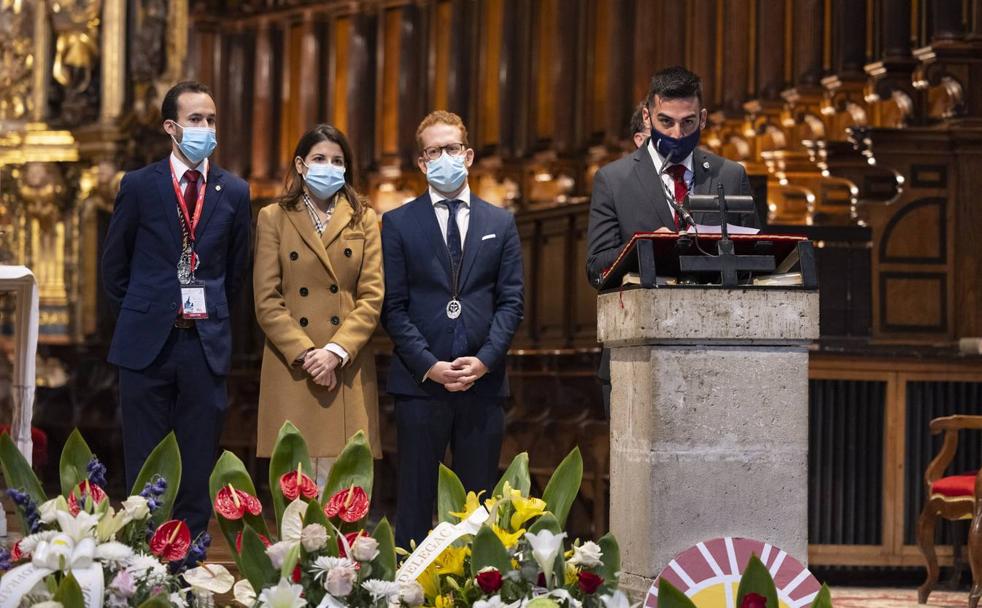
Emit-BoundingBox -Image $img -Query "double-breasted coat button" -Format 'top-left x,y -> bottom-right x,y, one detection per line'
329,284 -> 338,293
290,251 -> 299,261
344,248 -> 352,257
299,287 -> 309,297
331,316 -> 340,325
299,317 -> 309,327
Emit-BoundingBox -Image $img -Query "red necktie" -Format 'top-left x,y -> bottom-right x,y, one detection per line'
667,164 -> 688,229
183,169 -> 201,217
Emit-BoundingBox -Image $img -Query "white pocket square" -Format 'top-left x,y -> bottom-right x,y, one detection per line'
481,233 -> 496,241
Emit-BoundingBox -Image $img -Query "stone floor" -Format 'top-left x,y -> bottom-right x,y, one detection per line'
832,587 -> 970,607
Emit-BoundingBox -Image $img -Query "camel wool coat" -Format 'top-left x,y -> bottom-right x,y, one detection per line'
253,194 -> 383,458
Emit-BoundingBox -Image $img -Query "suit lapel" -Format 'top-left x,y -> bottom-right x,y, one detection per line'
320,193 -> 353,247
410,194 -> 452,280
457,197 -> 484,291
153,159 -> 183,252
691,148 -> 717,196
632,146 -> 678,229
284,204 -> 337,280
194,164 -> 225,237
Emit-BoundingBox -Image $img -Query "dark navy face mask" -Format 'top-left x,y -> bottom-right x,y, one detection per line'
650,126 -> 701,164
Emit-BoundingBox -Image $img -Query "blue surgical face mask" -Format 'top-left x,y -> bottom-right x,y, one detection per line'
171,123 -> 217,165
651,126 -> 701,164
426,152 -> 468,193
302,161 -> 346,200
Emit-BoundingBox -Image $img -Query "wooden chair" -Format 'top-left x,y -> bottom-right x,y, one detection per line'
917,415 -> 982,606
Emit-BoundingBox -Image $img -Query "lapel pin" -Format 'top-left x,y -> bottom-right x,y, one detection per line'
702,161 -> 710,169
215,184 -> 222,191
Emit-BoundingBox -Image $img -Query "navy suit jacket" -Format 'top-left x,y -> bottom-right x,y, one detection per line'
381,193 -> 524,398
101,157 -> 252,375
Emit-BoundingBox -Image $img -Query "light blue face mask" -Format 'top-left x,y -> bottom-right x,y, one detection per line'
426,152 -> 468,193
302,161 -> 346,200
172,123 -> 217,165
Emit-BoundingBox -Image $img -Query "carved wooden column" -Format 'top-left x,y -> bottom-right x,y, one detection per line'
250,18 -> 276,192
912,0 -> 982,121
866,0 -> 919,126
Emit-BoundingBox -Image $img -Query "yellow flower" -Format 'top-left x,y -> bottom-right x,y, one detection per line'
565,563 -> 580,585
434,594 -> 455,608
492,524 -> 526,549
509,492 -> 546,530
419,564 -> 440,601
449,491 -> 484,521
433,546 -> 469,577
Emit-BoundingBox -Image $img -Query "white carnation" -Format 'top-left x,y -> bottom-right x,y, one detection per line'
399,581 -> 425,606
95,541 -> 134,565
351,535 -> 379,562
125,552 -> 169,584
300,524 -> 328,552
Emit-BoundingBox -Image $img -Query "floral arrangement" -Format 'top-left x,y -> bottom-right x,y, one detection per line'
0,430 -> 234,607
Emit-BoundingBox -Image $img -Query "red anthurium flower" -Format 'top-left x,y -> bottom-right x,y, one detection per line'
279,464 -> 318,501
324,484 -> 370,522
338,530 -> 365,558
740,593 -> 768,608
214,484 -> 262,520
476,568 -> 503,594
149,520 -> 192,562
577,571 -> 604,595
235,529 -> 272,553
67,480 -> 108,515
10,541 -> 24,562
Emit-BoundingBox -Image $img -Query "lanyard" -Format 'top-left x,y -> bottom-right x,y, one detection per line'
169,160 -> 207,267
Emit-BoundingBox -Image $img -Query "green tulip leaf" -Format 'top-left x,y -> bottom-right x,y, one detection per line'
0,432 -> 46,530
597,533 -> 621,588
268,421 -> 314,530
470,525 -> 512,577
493,452 -> 530,497
130,432 -> 182,525
736,554 -> 779,608
437,464 -> 467,523
240,525 -> 277,591
541,446 -> 583,528
810,584 -> 833,608
323,430 -> 374,501
371,517 -> 397,581
59,429 -> 94,497
657,578 -> 698,608
54,573 -> 86,608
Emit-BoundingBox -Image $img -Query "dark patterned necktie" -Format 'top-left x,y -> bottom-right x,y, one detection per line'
667,164 -> 688,229
445,199 -> 468,358
183,169 -> 201,217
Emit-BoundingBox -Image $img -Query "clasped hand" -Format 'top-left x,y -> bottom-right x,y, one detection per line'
303,348 -> 342,390
429,357 -> 488,392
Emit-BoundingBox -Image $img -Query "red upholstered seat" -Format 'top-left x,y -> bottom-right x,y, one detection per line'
931,473 -> 978,497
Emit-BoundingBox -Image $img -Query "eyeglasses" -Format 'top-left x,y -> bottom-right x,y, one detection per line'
421,143 -> 466,161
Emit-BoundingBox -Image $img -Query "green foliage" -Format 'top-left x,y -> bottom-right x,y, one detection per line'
735,554 -> 779,608
657,578 -> 698,608
268,422 -> 314,529
541,447 -> 583,528
810,584 -> 833,608
470,525 -> 512,577
371,517 -> 397,581
596,533 -> 621,588
493,453 -> 531,497
0,432 -> 46,530
437,464 -> 467,523
129,433 -> 182,525
323,430 -> 374,500
208,449 -> 271,567
59,429 -> 94,497
53,573 -> 85,608
239,526 -> 278,591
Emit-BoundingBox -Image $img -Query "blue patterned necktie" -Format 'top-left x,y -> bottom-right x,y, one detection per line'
445,199 -> 468,358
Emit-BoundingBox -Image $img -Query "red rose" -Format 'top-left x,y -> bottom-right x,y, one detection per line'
235,529 -> 271,552
740,593 -> 768,608
67,481 -> 108,515
279,469 -> 318,501
10,541 -> 24,562
476,568 -> 503,594
149,520 -> 192,562
577,571 -> 604,595
292,564 -> 302,583
214,484 -> 263,520
324,485 -> 370,522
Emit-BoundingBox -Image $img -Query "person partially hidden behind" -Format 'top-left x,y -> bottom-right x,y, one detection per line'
381,111 -> 524,549
629,102 -> 650,150
585,66 -> 760,414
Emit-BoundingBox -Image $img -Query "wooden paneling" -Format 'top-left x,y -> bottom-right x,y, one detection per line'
792,0 -> 825,86
250,19 -> 275,181
477,0 -> 504,150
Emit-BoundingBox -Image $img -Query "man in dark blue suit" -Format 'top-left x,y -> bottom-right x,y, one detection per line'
381,111 -> 524,547
101,81 -> 252,537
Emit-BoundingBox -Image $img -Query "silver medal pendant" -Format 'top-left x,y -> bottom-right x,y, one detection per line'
446,299 -> 462,319
177,252 -> 192,284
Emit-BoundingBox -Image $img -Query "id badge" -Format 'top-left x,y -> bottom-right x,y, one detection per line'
180,281 -> 209,319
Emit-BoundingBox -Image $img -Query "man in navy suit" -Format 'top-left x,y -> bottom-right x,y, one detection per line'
381,111 -> 524,548
101,81 -> 252,537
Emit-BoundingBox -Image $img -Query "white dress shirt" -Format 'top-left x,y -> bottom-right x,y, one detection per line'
170,152 -> 209,191
647,139 -> 694,217
429,185 -> 471,248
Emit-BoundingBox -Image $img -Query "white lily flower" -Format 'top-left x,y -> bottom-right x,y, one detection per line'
599,591 -> 632,608
38,499 -> 61,524
32,535 -> 96,571
55,510 -> 99,541
183,563 -> 235,594
233,579 -> 257,606
569,541 -> 603,568
258,578 -> 307,608
525,530 -> 567,587
474,596 -> 522,608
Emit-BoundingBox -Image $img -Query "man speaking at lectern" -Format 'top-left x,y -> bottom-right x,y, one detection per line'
585,66 -> 759,412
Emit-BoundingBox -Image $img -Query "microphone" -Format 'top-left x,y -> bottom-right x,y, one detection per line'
656,155 -> 695,230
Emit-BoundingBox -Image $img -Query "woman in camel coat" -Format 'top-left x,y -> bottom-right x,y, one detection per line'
254,124 -> 383,470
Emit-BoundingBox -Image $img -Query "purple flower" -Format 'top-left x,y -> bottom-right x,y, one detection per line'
86,456 -> 107,487
170,531 -> 211,573
6,489 -> 41,533
139,476 -> 167,513
0,547 -> 12,571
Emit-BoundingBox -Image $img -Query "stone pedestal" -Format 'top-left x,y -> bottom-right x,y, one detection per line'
597,287 -> 819,600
